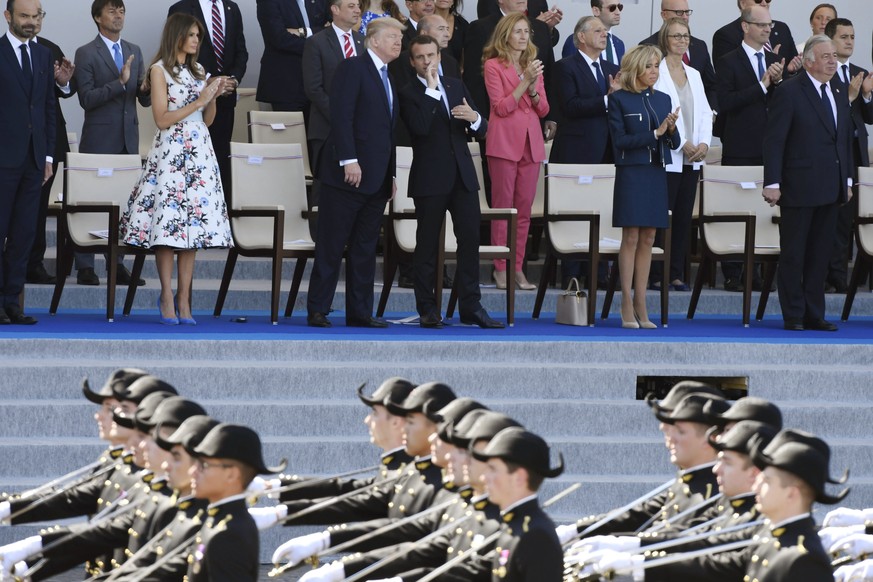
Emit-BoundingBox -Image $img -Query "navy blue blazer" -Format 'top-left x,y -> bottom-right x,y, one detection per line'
400,76 -> 487,198
607,89 -> 675,167
833,62 -> 873,169
0,36 -> 55,169
549,51 -> 619,164
764,73 -> 853,208
320,53 -> 397,195
562,31 -> 624,63
714,47 -> 780,162
255,0 -> 329,106
712,17 -> 797,67
168,0 -> 248,81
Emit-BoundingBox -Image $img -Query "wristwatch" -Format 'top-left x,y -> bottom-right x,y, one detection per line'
298,27 -> 306,37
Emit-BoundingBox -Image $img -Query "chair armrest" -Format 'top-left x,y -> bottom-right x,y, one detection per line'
856,215 -> 873,225
700,214 -> 755,225
302,207 -> 318,219
546,211 -> 599,223
64,202 -> 119,214
232,205 -> 284,218
480,207 -> 518,216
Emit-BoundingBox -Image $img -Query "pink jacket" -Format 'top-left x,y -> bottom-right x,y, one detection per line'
483,58 -> 550,162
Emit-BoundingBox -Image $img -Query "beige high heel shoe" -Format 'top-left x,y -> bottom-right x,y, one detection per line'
635,310 -> 658,329
492,270 -> 507,289
620,305 -> 639,329
515,271 -> 536,290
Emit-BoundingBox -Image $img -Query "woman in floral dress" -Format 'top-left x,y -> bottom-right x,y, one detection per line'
120,13 -> 232,325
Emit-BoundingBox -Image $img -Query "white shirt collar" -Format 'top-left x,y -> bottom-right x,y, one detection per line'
206,492 -> 248,509
741,41 -> 765,59
679,461 -> 717,476
770,512 -> 812,530
6,30 -> 30,50
333,23 -> 356,55
368,48 -> 388,71
578,50 -> 598,68
500,493 -> 539,516
99,33 -> 122,55
807,70 -> 831,90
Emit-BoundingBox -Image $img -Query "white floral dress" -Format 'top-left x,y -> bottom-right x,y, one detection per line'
120,61 -> 233,249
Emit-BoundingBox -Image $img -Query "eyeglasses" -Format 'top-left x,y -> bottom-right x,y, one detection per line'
197,460 -> 235,471
664,9 -> 692,16
744,21 -> 774,29
37,10 -> 46,20
605,3 -> 624,12
667,33 -> 691,41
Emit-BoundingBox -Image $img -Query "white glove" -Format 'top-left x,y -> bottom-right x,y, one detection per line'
594,550 -> 645,582
247,476 -> 268,496
0,502 -> 10,523
298,560 -> 345,582
820,525 -> 866,548
368,578 -> 403,582
271,531 -> 331,567
0,536 -> 42,574
570,535 -> 641,555
834,559 -> 873,582
556,523 -> 578,544
824,507 -> 873,528
831,534 -> 873,560
265,478 -> 283,499
248,505 -> 289,531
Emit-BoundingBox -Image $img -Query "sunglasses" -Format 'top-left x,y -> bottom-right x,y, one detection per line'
753,0 -> 773,4
605,3 -> 623,12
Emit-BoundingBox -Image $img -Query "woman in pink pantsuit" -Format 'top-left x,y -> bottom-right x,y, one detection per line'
483,12 -> 549,290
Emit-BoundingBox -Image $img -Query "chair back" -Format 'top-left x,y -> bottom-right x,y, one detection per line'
229,142 -> 310,250
544,163 -> 618,254
248,111 -> 312,178
232,88 -> 259,143
136,102 -> 158,159
468,141 -> 489,211
531,142 -> 552,219
858,166 -> 873,256
64,153 -> 143,248
392,146 -> 417,253
700,165 -> 779,254
67,132 -> 79,153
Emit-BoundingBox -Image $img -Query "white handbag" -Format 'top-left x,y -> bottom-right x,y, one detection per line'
555,278 -> 588,326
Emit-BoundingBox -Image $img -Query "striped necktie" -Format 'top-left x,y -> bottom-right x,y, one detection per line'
343,32 -> 354,58
211,0 -> 225,72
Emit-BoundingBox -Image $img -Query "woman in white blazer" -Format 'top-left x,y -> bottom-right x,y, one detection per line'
653,18 -> 712,291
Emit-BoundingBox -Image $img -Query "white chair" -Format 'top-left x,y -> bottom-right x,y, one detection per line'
136,102 -> 158,160
841,166 -> 873,321
231,88 -> 259,143
214,142 -> 313,324
50,153 -> 144,321
67,131 -> 79,153
688,164 -> 779,326
248,110 -> 312,182
532,163 -> 671,327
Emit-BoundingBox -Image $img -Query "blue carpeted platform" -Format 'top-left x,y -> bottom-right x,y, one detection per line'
4,308 -> 873,343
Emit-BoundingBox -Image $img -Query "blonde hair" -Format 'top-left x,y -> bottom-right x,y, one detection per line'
618,44 -> 662,93
658,17 -> 689,58
365,15 -> 406,47
482,13 -> 537,70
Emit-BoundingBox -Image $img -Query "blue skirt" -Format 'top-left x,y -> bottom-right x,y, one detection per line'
612,164 -> 669,228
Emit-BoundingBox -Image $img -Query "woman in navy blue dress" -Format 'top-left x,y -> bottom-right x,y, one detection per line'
608,44 -> 678,329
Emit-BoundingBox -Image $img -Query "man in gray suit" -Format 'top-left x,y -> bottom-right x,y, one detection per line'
302,0 -> 364,218
71,0 -> 149,286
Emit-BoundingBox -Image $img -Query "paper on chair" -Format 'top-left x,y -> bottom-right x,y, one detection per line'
270,123 -> 287,131
729,244 -> 778,249
573,237 -> 621,248
284,239 -> 310,245
740,182 -> 757,190
89,230 -> 110,239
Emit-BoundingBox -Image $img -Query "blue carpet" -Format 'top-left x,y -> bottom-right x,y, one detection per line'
3,308 -> 873,343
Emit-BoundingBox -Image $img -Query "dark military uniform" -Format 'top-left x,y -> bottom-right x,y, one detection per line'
278,447 -> 414,503
574,463 -> 719,537
647,515 -> 833,582
184,496 -> 259,582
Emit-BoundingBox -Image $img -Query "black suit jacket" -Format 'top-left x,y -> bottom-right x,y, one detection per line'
320,53 -> 398,195
168,0 -> 248,83
641,32 -> 717,110
462,13 -> 554,121
834,62 -> 873,169
764,72 -> 853,207
0,36 -> 55,169
714,47 -> 781,164
400,75 -> 487,198
712,16 -> 797,67
476,0 -> 558,46
549,52 -> 618,164
35,37 -> 73,158
303,26 -> 365,146
185,498 -> 259,582
256,0 -> 330,107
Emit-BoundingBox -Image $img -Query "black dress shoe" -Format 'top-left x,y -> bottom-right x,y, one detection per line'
307,312 -> 332,328
347,316 -> 389,328
26,264 -> 56,285
826,278 -> 848,294
459,308 -> 505,329
5,306 -> 37,325
115,265 -> 145,286
77,267 -> 100,286
783,319 -> 804,331
397,275 -> 415,289
419,312 -> 444,329
723,278 -> 744,292
0,311 -> 10,325
804,319 -> 838,332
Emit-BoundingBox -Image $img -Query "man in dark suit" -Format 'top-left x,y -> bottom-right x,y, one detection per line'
712,0 -> 799,73
27,26 -> 75,286
255,0 -> 329,113
561,0 -> 622,62
168,0 -> 248,201
303,0 -> 364,218
763,35 -> 853,331
715,5 -> 784,292
639,0 -> 717,110
400,0 -> 434,50
72,0 -> 149,287
401,36 -> 503,329
0,0 -> 55,325
306,17 -> 403,328
478,0 -> 561,47
825,17 -> 873,294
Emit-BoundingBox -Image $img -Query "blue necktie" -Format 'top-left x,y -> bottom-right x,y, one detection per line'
20,44 -> 33,94
755,52 -> 764,81
380,65 -> 392,114
820,83 -> 835,130
113,43 -> 123,73
592,61 -> 606,95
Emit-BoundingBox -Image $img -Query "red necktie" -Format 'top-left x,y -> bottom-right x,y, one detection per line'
211,0 -> 225,72
343,32 -> 354,59
682,51 -> 690,65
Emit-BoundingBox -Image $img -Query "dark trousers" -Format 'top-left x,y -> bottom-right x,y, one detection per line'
777,203 -> 839,322
307,178 -> 390,321
0,154 -> 42,309
412,177 -> 483,317
828,184 -> 859,284
652,166 -> 699,282
28,157 -> 61,272
211,95 -> 235,202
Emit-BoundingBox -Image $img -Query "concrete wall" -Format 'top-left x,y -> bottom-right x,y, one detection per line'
32,0 -> 873,137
